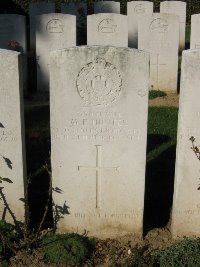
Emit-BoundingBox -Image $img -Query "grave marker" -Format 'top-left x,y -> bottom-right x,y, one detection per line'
29,2 -> 55,52
0,49 -> 26,223
138,13 -> 179,92
127,1 -> 153,48
87,14 -> 128,46
160,1 -> 186,52
36,13 -> 76,91
190,14 -> 200,49
50,46 -> 149,238
172,49 -> 200,238
94,1 -> 120,14
61,2 -> 87,45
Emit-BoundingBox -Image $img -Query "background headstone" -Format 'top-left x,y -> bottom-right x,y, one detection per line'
50,46 -> 149,238
0,14 -> 27,89
172,49 -> 200,238
160,1 -> 186,52
36,13 -> 76,91
138,13 -> 179,92
94,1 -> 120,14
29,2 -> 55,52
0,49 -> 26,223
190,14 -> 200,49
127,1 -> 153,48
61,2 -> 87,45
87,14 -> 128,46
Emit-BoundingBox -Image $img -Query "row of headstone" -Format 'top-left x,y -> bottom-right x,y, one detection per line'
2,46 -> 200,238
0,1 -> 187,93
35,11 -> 180,92
29,1 -> 187,50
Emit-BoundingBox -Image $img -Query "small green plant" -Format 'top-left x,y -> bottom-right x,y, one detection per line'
149,90 -> 167,100
42,233 -> 93,265
154,237 -> 200,267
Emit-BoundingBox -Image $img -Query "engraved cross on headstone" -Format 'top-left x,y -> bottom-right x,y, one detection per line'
150,54 -> 166,89
78,145 -> 119,209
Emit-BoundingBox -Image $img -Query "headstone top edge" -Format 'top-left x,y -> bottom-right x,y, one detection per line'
88,13 -> 127,17
191,13 -> 200,18
36,13 -> 76,18
50,45 -> 149,53
127,1 -> 153,6
160,1 -> 186,6
146,12 -> 180,20
95,1 -> 120,3
0,49 -> 21,56
50,46 -> 150,61
182,49 -> 200,56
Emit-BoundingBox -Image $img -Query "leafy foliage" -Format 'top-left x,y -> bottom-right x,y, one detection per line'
154,238 -> 200,267
42,233 -> 93,265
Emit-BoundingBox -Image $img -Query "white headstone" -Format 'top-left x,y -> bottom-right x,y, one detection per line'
61,2 -> 87,45
87,14 -> 128,46
160,1 -> 186,52
190,14 -> 200,49
0,49 -> 26,223
172,49 -> 200,238
138,13 -> 179,92
36,13 -> 76,91
127,1 -> 153,48
94,1 -> 120,14
29,2 -> 55,52
50,46 -> 149,238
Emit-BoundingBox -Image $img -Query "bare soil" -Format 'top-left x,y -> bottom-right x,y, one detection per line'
149,92 -> 179,107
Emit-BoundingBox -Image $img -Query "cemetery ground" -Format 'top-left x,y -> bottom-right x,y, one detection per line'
3,90 -> 200,267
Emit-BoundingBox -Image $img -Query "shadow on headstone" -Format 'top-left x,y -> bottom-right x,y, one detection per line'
143,141 -> 176,236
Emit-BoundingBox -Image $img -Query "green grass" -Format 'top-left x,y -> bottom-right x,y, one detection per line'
147,106 -> 178,161
155,237 -> 200,267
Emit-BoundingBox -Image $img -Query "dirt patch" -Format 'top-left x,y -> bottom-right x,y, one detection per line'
149,92 -> 179,107
9,228 -> 175,267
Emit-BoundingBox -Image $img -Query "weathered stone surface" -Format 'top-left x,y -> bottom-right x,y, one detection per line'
50,46 -> 149,238
160,1 -> 186,52
0,49 -> 26,223
138,13 -> 179,92
94,1 -> 120,14
87,14 -> 128,46
172,49 -> 200,238
36,13 -> 76,91
29,2 -> 55,52
61,2 -> 87,45
190,14 -> 200,49
127,1 -> 153,48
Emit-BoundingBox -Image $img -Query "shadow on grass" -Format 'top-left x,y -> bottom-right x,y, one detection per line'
143,143 -> 176,236
147,134 -> 171,153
